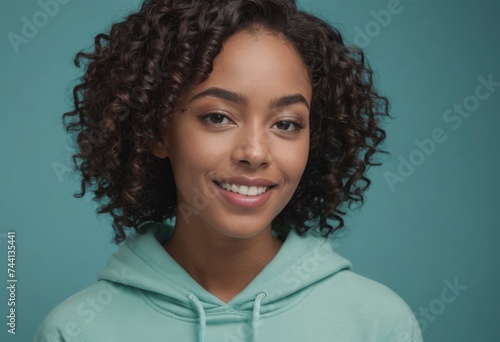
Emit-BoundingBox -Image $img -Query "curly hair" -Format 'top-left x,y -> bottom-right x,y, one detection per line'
63,0 -> 390,243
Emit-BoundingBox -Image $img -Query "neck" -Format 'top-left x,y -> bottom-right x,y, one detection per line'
163,218 -> 283,303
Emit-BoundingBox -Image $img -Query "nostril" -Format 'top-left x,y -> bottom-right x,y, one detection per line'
238,159 -> 270,168
231,141 -> 272,167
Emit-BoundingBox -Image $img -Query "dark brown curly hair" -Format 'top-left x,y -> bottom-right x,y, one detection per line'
63,0 -> 390,243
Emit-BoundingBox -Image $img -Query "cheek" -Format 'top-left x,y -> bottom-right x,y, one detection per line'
169,130 -> 228,181
274,138 -> 310,184
187,133 -> 230,166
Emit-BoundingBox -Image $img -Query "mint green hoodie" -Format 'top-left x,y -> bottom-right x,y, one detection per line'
35,222 -> 422,341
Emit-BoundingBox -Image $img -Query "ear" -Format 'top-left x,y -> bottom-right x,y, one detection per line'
151,140 -> 169,159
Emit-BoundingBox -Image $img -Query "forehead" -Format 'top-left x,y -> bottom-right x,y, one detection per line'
179,30 -> 312,106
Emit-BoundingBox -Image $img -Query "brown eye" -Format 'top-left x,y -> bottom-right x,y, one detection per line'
275,121 -> 292,130
274,120 -> 304,132
199,112 -> 232,125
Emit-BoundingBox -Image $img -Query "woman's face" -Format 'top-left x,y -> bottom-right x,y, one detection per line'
154,29 -> 312,239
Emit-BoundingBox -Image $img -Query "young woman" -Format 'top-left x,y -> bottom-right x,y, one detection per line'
36,0 -> 422,341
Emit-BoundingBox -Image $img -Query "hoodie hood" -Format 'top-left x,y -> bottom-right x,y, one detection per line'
97,222 -> 352,342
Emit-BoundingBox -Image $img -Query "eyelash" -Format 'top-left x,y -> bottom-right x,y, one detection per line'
199,112 -> 232,126
198,112 -> 305,133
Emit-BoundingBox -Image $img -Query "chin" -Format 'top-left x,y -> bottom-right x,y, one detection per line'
209,220 -> 272,240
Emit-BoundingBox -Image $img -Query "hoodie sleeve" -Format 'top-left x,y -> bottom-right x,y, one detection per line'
33,315 -> 67,342
386,300 -> 424,342
33,289 -> 93,342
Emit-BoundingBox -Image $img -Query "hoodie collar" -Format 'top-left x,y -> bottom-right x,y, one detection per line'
98,222 -> 352,338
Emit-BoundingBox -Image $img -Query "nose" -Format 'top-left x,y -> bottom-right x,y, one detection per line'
231,125 -> 272,168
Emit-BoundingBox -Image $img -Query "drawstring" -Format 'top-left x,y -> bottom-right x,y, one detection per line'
188,291 -> 267,342
252,292 -> 267,342
188,293 -> 206,342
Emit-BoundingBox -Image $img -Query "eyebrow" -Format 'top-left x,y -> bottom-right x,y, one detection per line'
187,87 -> 310,109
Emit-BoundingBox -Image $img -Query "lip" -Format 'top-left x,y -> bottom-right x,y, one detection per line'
212,176 -> 278,187
212,180 -> 275,209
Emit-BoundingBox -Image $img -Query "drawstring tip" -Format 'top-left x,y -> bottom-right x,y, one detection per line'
188,293 -> 207,342
252,292 -> 267,342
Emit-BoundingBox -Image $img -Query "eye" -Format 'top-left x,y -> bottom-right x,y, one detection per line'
199,112 -> 232,126
273,120 -> 305,132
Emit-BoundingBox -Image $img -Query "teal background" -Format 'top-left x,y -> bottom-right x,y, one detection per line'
1,0 -> 498,340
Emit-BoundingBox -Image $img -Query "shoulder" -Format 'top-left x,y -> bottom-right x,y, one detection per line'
34,280 -> 138,342
326,270 -> 410,308
313,270 -> 423,342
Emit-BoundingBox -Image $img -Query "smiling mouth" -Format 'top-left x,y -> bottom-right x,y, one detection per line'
213,181 -> 276,196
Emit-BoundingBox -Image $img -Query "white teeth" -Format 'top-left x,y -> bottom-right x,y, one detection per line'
219,182 -> 269,196
248,186 -> 257,196
239,185 -> 249,195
